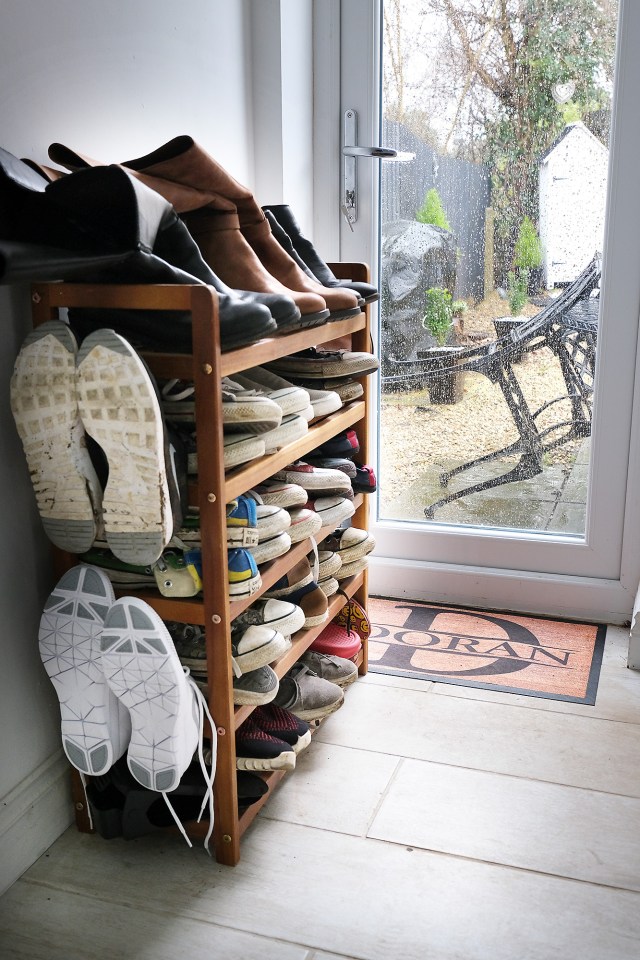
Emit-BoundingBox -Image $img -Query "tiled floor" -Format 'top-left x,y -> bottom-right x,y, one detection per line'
1,625 -> 639,959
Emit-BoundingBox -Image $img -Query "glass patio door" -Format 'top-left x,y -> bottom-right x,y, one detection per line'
323,0 -> 640,622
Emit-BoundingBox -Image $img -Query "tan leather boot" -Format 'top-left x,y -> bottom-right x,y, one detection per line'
49,143 -> 329,322
119,136 -> 362,319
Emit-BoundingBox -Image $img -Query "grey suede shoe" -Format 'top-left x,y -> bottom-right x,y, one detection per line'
298,650 -> 358,688
233,664 -> 279,706
273,662 -> 344,721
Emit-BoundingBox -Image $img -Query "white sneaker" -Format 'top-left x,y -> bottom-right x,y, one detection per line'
244,365 -> 342,420
38,565 -> 131,776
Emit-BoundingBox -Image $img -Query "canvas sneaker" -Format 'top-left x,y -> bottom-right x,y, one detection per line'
273,460 -> 352,497
232,371 -> 313,419
264,557 -> 328,627
226,495 -> 259,547
253,479 -> 308,509
306,456 -> 357,478
253,704 -> 312,754
235,714 -> 296,771
38,564 -> 131,776
287,506 -> 323,542
233,664 -> 279,706
265,347 -> 379,380
304,496 -> 356,529
262,413 -> 308,454
161,376 -> 282,435
228,547 -> 262,601
244,365 -> 342,420
166,621 -> 208,677
10,320 -> 103,554
231,623 -> 290,674
324,526 -> 376,563
232,598 -> 306,636
273,662 -> 345,721
248,530 -> 292,564
298,650 -> 359,687
294,377 -> 364,404
352,463 -> 377,494
310,429 -> 360,459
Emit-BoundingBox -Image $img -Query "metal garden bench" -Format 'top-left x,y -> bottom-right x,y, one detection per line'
385,256 -> 601,519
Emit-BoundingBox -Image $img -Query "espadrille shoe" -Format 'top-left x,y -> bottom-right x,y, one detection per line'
264,557 -> 328,627
10,321 -> 103,554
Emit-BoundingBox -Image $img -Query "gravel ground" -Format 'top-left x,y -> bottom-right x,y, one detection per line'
379,291 -> 581,492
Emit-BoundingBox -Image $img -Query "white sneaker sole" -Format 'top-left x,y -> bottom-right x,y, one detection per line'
10,321 -> 101,553
233,627 -> 291,673
100,597 -> 198,793
76,331 -> 172,566
256,483 -> 308,509
249,531 -> 292,564
236,751 -> 296,772
229,571 -> 263,601
263,414 -> 308,454
318,576 -> 339,597
222,434 -> 266,471
38,565 -> 130,775
287,509 -> 324,543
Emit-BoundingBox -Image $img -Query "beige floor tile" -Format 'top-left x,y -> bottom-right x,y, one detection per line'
11,821 -> 640,960
368,758 -> 640,890
0,882 -> 310,960
259,741 -> 399,835
428,626 -> 640,723
315,680 -> 640,796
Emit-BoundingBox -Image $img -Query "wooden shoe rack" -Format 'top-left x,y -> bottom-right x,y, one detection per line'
31,263 -> 372,866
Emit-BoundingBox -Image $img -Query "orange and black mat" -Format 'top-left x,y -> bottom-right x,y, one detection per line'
368,597 -> 606,704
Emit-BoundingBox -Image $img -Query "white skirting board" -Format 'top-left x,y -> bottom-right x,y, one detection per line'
0,750 -> 72,897
629,582 -> 640,670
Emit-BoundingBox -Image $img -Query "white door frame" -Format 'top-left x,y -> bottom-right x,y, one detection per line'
313,0 -> 640,624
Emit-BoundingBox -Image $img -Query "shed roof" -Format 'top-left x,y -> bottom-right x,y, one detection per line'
539,121 -> 608,165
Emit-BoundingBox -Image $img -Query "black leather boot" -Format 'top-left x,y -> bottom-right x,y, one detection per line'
262,203 -> 380,303
45,165 -> 279,352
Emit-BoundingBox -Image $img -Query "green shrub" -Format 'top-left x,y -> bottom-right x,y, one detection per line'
416,188 -> 451,231
452,299 -> 468,318
507,270 -> 529,316
514,216 -> 543,270
422,287 -> 453,345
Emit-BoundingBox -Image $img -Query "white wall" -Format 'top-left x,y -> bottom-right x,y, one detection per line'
0,0 -> 316,894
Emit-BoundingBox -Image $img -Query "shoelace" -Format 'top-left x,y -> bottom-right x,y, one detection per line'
161,378 -> 195,403
160,668 -> 217,855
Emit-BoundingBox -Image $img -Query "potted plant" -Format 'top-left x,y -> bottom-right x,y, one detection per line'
420,287 -> 465,403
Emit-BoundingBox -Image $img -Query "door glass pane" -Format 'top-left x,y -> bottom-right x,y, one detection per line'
379,0 -> 619,535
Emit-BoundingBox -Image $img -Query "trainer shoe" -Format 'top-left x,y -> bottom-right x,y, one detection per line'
273,662 -> 344,721
166,621 -> 207,677
352,463 -> 377,494
235,714 -> 296,771
253,704 -> 312,754
10,321 -> 103,554
232,598 -> 305,636
161,377 -> 282,435
299,650 -> 359,687
99,596 -> 215,850
306,456 -> 357,478
38,564 -> 131,776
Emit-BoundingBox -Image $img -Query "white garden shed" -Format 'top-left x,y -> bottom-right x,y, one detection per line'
539,121 -> 609,288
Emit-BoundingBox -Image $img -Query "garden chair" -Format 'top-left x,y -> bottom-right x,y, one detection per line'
385,255 -> 601,519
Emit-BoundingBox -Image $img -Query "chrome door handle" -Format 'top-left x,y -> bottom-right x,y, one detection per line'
343,109 -> 414,226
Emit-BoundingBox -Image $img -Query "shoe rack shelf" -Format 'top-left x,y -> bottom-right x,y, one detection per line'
31,263 -> 372,866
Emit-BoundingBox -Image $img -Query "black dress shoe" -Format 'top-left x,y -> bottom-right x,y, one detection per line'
263,203 -> 380,303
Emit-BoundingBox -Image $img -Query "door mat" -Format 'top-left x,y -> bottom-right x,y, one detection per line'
368,597 -> 606,704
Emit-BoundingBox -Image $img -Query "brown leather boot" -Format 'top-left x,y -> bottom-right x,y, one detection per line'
117,136 -> 362,320
48,143 -> 329,323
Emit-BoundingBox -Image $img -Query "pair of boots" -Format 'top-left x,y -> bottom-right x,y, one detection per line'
39,564 -> 216,850
0,146 -> 289,351
46,135 -> 377,321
